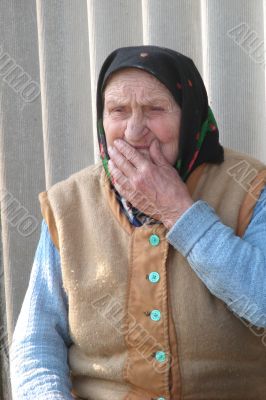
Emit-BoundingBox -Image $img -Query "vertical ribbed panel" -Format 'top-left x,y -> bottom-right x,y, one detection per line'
0,0 -> 44,343
0,2 -> 44,397
1,2 -> 266,397
87,0 -> 143,160
142,0 -> 204,74
204,0 -> 266,160
263,0 -> 266,154
36,0 -> 93,188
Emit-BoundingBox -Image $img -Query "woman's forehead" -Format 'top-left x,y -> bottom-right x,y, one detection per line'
103,68 -> 173,99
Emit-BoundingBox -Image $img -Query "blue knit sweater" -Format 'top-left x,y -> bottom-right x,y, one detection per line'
10,187 -> 266,399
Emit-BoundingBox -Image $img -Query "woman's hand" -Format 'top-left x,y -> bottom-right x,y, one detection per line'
107,138 -> 194,229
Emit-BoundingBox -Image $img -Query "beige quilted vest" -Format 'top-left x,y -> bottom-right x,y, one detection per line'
39,148 -> 266,400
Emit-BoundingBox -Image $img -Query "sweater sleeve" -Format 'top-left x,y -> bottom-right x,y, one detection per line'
166,185 -> 266,328
10,219 -> 75,400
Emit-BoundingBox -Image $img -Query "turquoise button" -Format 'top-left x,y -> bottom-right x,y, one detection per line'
155,351 -> 166,363
149,234 -> 160,246
157,398 -> 166,400
150,309 -> 161,321
148,271 -> 160,283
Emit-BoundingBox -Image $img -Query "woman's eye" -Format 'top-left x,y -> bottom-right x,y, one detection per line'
112,107 -> 124,113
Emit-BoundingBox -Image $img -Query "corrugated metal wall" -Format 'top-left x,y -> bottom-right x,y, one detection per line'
1,1 -> 266,397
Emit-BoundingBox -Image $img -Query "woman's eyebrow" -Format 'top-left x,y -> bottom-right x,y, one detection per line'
143,97 -> 171,106
105,99 -> 127,106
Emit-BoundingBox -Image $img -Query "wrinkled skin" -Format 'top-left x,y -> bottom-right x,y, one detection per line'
103,68 -> 193,229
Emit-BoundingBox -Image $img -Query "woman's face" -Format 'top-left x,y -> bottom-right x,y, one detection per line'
103,68 -> 181,165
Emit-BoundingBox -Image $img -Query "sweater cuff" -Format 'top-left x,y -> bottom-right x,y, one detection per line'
166,200 -> 220,256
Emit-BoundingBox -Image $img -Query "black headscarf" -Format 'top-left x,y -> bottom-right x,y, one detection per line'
96,45 -> 224,182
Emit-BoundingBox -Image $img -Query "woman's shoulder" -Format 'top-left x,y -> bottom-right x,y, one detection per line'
223,147 -> 266,169
39,161 -> 104,201
49,161 -> 103,191
38,161 -> 105,228
203,147 -> 266,191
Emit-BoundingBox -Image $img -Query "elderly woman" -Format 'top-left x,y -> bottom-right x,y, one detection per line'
10,46 -> 266,400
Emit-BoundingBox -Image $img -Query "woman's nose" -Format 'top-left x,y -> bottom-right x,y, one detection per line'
124,111 -> 147,140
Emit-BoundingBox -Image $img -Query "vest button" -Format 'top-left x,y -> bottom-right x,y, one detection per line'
148,271 -> 160,283
150,309 -> 161,321
151,398 -> 166,400
149,234 -> 160,246
155,351 -> 166,363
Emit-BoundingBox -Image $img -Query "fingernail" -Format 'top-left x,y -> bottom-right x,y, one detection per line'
108,146 -> 113,153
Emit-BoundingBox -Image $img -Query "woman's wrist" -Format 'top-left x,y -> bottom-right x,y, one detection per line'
161,198 -> 194,230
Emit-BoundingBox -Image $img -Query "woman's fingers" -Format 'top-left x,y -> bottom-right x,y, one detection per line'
108,159 -> 131,192
112,139 -> 148,169
108,145 -> 135,177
